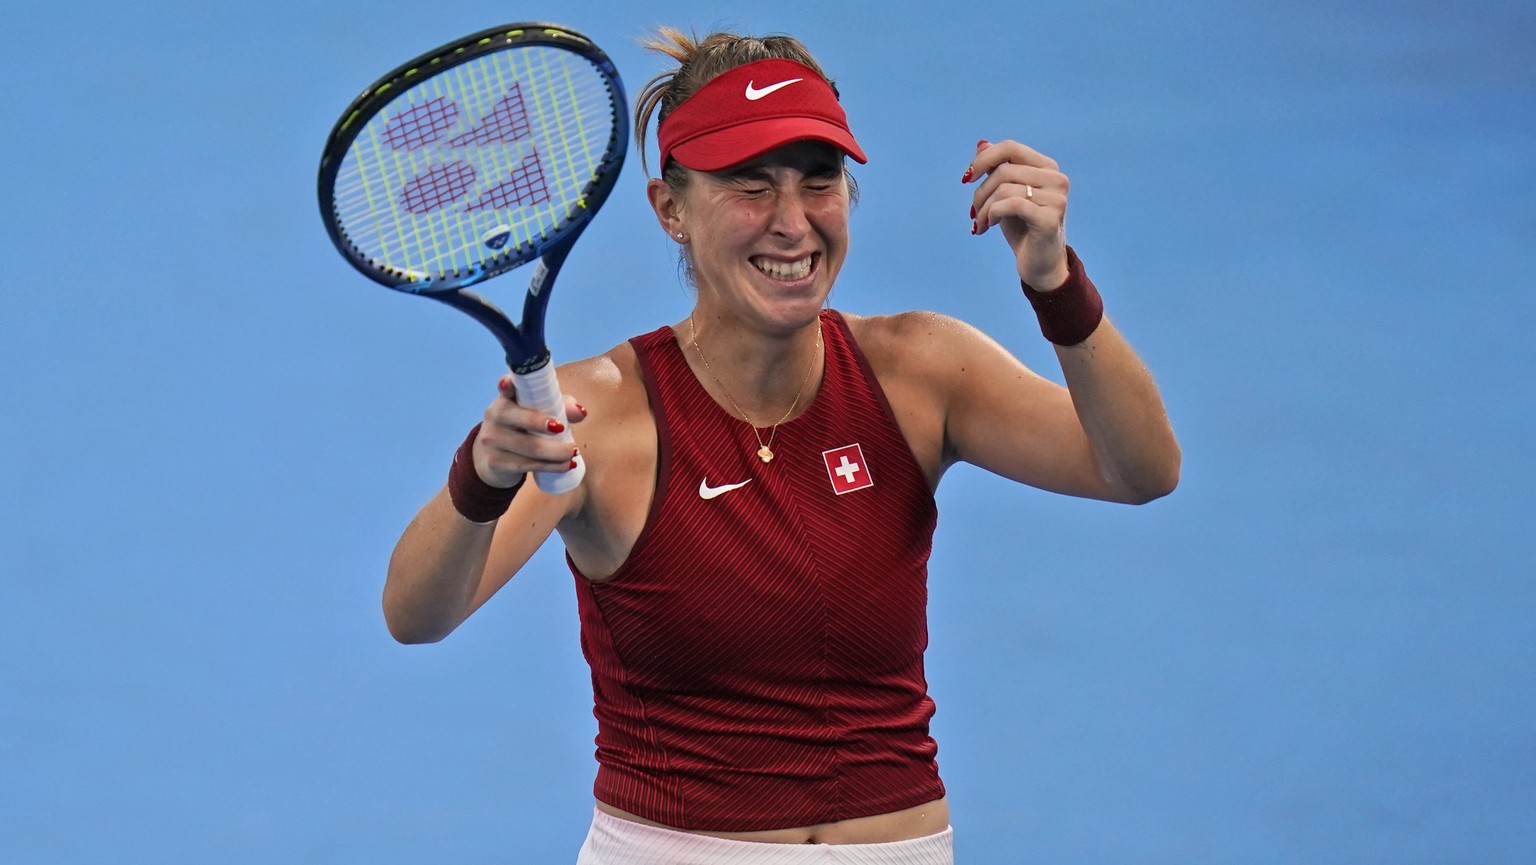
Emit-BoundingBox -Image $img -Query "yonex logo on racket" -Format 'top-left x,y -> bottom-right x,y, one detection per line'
381,83 -> 552,221
381,84 -> 532,152
482,226 -> 513,250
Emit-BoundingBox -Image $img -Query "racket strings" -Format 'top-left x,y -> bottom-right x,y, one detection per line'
401,162 -> 479,215
465,152 -> 551,211
380,97 -> 461,151
331,46 -> 620,281
445,83 -> 533,148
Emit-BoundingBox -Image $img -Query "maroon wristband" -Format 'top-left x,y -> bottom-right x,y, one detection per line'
447,423 -> 523,523
1021,245 -> 1104,346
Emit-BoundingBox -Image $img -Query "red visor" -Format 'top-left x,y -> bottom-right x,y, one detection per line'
657,58 -> 867,172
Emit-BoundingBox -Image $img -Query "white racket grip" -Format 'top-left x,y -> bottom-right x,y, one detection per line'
512,361 -> 585,494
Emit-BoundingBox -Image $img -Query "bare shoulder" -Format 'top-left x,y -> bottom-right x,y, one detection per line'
557,341 -> 647,413
839,311 -> 986,484
842,310 -> 1002,382
841,310 -> 1056,481
556,340 -> 653,466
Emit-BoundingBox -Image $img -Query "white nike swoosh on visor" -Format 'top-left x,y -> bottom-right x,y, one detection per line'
744,78 -> 804,101
699,478 -> 753,500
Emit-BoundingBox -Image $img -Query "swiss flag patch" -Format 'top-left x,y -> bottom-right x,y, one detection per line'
823,443 -> 874,495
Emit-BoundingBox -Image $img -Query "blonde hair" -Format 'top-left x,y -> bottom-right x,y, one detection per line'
634,27 -> 839,184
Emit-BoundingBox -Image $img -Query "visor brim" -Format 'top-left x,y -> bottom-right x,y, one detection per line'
669,118 -> 868,172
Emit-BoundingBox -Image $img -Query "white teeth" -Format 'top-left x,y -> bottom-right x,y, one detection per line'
752,256 -> 813,280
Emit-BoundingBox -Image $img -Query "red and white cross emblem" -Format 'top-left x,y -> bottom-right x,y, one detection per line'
822,443 -> 874,495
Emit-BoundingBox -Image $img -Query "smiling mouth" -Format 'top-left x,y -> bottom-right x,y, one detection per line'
751,253 -> 817,281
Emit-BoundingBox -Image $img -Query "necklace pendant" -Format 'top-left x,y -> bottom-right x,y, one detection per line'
757,445 -> 774,463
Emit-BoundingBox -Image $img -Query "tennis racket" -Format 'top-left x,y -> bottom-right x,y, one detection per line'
317,23 -> 628,494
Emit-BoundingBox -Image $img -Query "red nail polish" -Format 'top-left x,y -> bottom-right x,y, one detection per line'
969,204 -> 976,219
575,403 -> 587,417
497,378 -> 513,392
971,219 -> 978,235
547,419 -> 565,434
569,459 -> 578,469
961,166 -> 974,183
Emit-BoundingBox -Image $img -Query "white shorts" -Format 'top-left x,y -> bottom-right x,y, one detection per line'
575,807 -> 955,865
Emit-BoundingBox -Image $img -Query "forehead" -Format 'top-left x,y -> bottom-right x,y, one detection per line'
712,140 -> 845,178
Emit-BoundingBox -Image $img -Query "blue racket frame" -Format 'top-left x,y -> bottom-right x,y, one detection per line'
317,22 -> 629,374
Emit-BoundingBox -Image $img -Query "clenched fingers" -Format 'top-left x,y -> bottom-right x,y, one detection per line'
966,141 -> 1069,235
963,138 -> 1071,288
474,377 -> 586,484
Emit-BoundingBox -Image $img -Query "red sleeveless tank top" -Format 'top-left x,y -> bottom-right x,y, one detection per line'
570,309 -> 944,832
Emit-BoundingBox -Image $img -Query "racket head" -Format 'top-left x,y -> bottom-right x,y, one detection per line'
317,23 -> 628,296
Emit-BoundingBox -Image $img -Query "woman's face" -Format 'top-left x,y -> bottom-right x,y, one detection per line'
657,140 -> 851,335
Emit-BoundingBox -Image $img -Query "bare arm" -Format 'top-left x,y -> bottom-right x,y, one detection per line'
932,138 -> 1180,501
382,374 -> 586,644
383,481 -> 572,643
934,313 -> 1179,503
1050,317 -> 1180,502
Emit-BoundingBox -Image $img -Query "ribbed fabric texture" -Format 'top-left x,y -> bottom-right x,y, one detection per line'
571,309 -> 944,832
575,808 -> 955,865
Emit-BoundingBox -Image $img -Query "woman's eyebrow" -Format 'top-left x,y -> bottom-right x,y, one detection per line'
720,166 -> 774,182
719,160 -> 842,182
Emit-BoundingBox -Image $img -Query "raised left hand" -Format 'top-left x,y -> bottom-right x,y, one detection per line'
964,139 -> 1071,291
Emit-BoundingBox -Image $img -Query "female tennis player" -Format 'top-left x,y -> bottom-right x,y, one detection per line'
384,27 -> 1180,864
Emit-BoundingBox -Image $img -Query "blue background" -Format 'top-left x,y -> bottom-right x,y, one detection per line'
2,1 -> 1532,862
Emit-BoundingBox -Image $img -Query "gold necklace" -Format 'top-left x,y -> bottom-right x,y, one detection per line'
689,312 -> 822,464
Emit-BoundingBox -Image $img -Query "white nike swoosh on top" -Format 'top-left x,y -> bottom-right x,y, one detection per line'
744,78 -> 804,101
699,477 -> 753,500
